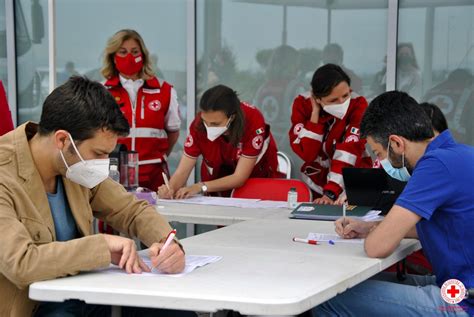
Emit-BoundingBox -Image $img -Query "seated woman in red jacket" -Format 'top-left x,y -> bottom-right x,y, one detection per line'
289,64 -> 373,204
158,85 -> 279,199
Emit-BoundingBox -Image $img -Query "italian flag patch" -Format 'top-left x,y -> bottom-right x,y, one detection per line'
256,128 -> 264,135
350,127 -> 359,135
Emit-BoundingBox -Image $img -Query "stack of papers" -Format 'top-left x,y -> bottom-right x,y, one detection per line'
157,196 -> 288,209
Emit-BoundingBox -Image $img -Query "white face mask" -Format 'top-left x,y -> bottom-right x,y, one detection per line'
322,96 -> 351,119
59,133 -> 110,188
205,117 -> 231,142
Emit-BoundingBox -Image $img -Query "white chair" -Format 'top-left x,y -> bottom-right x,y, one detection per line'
276,151 -> 292,179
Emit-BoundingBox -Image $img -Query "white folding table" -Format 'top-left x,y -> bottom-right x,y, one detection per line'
29,218 -> 421,316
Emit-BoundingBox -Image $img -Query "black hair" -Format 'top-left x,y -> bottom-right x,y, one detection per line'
199,85 -> 244,146
38,76 -> 130,141
419,102 -> 448,133
311,64 -> 351,98
360,91 -> 434,148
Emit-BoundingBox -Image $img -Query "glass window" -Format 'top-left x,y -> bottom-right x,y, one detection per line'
398,1 -> 474,145
0,0 -> 7,91
14,0 -> 48,124
55,0 -> 187,174
197,0 -> 388,176
15,0 -> 48,124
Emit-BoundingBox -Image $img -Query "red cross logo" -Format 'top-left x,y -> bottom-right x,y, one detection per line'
252,135 -> 264,150
293,123 -> 304,135
447,285 -> 460,298
148,100 -> 162,112
184,135 -> 193,148
441,279 -> 466,304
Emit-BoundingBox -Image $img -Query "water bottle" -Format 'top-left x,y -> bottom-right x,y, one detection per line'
109,158 -> 120,183
287,187 -> 298,208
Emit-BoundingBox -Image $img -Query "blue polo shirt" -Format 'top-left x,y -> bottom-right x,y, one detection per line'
396,130 -> 474,311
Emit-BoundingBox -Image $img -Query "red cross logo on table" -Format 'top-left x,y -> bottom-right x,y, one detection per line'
447,285 -> 460,298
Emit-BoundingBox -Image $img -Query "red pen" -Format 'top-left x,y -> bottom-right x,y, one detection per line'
292,237 -> 318,245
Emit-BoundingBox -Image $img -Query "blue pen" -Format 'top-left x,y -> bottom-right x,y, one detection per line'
329,240 -> 335,245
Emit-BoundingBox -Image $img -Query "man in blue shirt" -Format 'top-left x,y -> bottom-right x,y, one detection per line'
314,91 -> 474,316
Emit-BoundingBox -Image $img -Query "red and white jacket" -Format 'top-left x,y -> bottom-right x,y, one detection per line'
104,75 -> 181,182
289,92 -> 372,198
184,102 -> 279,196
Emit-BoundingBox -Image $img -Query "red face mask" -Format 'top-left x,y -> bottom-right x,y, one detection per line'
114,53 -> 143,76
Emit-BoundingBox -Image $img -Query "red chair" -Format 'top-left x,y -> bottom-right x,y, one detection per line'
231,178 -> 312,202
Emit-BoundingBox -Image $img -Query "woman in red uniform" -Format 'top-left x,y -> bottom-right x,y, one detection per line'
158,85 -> 279,199
289,64 -> 372,204
102,29 -> 181,191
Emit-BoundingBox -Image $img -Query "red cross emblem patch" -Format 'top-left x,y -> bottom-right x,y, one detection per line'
148,100 -> 162,112
252,135 -> 264,150
293,123 -> 304,135
184,135 -> 193,148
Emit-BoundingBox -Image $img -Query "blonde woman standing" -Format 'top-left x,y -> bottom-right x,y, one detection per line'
102,29 -> 181,191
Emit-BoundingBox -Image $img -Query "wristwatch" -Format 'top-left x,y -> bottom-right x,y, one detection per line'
323,190 -> 337,201
199,182 -> 208,194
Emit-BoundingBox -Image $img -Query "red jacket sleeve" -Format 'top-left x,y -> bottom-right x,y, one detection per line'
289,95 -> 327,163
324,97 -> 370,196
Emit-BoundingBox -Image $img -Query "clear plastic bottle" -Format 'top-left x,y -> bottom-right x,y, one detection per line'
109,158 -> 120,183
287,187 -> 298,208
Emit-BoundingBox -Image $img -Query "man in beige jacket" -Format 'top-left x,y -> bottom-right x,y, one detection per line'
0,77 -> 186,316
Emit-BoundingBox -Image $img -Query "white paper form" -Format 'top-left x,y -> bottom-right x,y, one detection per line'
98,251 -> 222,277
307,232 -> 365,244
157,196 -> 288,209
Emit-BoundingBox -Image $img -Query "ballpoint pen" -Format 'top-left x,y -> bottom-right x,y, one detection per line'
292,237 -> 318,245
162,229 -> 177,251
162,172 -> 173,199
162,172 -> 171,190
152,229 -> 177,270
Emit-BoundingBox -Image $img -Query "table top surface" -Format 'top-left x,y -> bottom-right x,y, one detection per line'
156,200 -> 292,225
29,217 -> 421,315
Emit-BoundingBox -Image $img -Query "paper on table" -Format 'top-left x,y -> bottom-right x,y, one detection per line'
307,232 -> 364,244
99,252 -> 222,277
157,196 -> 288,209
158,196 -> 258,205
360,210 -> 383,222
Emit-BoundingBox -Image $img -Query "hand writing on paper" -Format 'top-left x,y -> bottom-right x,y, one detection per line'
102,234 -> 150,274
174,184 -> 201,200
157,184 -> 175,199
334,218 -> 378,239
149,241 -> 185,274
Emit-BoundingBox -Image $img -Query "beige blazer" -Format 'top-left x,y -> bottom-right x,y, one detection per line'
0,123 -> 174,316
